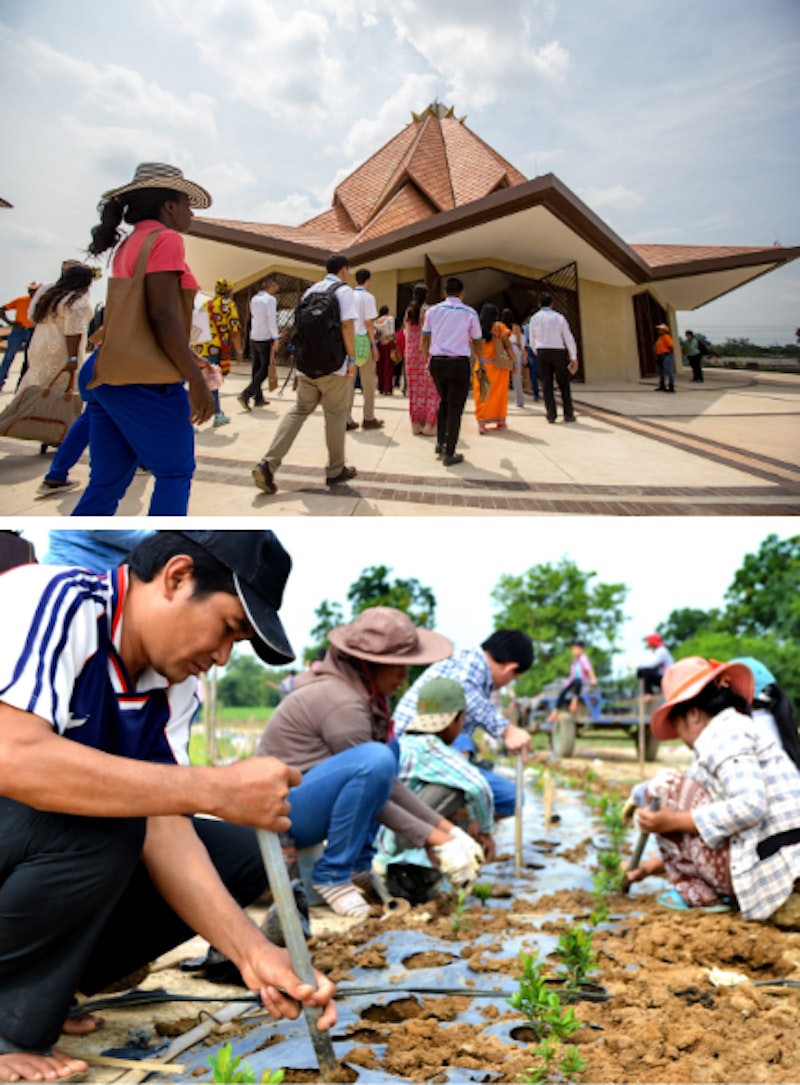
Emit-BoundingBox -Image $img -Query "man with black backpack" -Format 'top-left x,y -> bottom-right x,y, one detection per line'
252,254 -> 357,493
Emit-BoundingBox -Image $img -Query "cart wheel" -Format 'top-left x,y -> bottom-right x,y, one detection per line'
631,727 -> 660,761
550,712 -> 577,758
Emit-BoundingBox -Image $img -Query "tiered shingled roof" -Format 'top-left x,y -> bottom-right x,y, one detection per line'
201,103 -> 527,250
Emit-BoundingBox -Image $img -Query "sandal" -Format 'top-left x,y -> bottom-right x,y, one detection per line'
312,881 -> 370,918
657,888 -> 732,913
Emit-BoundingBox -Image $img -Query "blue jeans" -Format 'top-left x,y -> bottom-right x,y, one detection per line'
526,348 -> 540,400
0,326 -> 32,386
44,352 -> 95,482
287,743 -> 397,885
452,733 -> 516,817
71,383 -> 195,516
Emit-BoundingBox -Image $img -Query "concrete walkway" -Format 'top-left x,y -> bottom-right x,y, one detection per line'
1,366 -> 798,517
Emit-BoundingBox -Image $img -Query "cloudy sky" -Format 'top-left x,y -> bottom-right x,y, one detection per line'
1,0 -> 798,344
19,518 -> 797,676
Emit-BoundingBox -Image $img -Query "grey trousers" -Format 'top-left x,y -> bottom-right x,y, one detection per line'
349,358 -> 378,423
393,784 -> 466,853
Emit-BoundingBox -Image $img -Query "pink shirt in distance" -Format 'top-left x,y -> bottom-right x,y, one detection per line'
112,220 -> 199,291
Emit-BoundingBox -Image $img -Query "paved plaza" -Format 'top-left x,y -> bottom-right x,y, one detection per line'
0,366 -> 798,518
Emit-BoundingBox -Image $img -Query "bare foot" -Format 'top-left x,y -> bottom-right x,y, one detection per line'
568,698 -> 579,713
62,1013 -> 102,1037
0,1046 -> 88,1082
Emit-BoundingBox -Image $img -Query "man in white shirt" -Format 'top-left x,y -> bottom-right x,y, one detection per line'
529,292 -> 578,424
252,254 -> 357,494
239,278 -> 280,410
422,277 -> 483,466
349,268 -> 383,431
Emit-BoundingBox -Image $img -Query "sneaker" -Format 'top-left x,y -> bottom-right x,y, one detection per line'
346,420 -> 359,431
362,418 -> 385,430
252,460 -> 277,494
443,452 -> 464,466
326,465 -> 357,485
213,413 -> 231,427
236,393 -> 251,412
35,477 -> 79,499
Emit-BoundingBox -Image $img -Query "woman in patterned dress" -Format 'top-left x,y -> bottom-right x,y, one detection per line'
404,282 -> 438,435
624,657 -> 800,925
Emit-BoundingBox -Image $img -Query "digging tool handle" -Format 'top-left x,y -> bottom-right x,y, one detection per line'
256,830 -> 340,1082
622,797 -> 661,894
514,752 -> 523,877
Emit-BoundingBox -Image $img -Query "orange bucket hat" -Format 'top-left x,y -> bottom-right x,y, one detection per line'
650,656 -> 754,740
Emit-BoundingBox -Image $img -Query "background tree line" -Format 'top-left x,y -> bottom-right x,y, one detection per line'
217,536 -> 799,710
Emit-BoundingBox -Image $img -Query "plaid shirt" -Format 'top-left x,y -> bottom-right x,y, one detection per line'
690,708 -> 800,920
393,648 -> 507,741
396,733 -> 494,832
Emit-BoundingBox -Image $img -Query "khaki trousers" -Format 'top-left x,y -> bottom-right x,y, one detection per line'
349,357 -> 377,423
265,371 -> 350,478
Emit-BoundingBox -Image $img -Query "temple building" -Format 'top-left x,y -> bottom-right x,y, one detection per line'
185,103 -> 799,381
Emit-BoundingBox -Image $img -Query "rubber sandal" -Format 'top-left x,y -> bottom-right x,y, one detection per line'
657,888 -> 731,912
312,881 -> 370,918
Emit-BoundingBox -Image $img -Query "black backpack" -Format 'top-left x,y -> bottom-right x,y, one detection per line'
291,281 -> 347,377
695,333 -> 712,356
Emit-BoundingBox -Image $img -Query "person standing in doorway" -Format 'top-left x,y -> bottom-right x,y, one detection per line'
239,278 -> 280,410
529,293 -> 578,423
421,277 -> 483,466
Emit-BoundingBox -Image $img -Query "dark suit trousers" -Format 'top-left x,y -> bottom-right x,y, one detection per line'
429,355 -> 471,454
537,347 -> 574,421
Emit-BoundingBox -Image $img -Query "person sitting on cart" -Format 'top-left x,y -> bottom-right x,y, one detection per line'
546,640 -> 597,723
636,632 -> 674,696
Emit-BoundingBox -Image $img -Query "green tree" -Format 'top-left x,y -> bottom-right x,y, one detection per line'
491,559 -> 628,696
217,651 -> 283,708
346,564 -> 436,627
720,534 -> 800,641
656,606 -> 721,646
307,599 -> 346,661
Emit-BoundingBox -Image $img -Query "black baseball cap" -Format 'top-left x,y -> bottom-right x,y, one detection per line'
177,530 -> 295,664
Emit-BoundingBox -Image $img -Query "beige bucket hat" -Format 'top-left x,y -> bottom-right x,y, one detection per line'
327,606 -> 452,666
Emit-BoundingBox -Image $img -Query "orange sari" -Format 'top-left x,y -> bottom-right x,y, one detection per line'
473,321 -> 511,426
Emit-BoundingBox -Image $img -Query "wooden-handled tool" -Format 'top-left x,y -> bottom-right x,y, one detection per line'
256,830 -> 340,1082
621,796 -> 661,894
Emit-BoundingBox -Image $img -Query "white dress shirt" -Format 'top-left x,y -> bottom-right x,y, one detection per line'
530,307 -> 577,361
250,291 -> 279,341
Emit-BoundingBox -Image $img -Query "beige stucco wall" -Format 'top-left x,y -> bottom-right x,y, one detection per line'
578,279 -> 638,380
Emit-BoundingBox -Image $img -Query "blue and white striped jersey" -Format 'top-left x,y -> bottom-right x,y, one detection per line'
0,563 -> 198,765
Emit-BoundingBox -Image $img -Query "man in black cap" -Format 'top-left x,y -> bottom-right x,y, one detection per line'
0,530 -> 336,1084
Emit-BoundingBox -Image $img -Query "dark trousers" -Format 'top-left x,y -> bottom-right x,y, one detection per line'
537,348 -> 574,421
556,677 -> 582,709
393,784 -> 466,853
429,355 -> 471,455
636,666 -> 663,695
688,355 -> 704,382
0,799 -> 266,1050
243,339 -> 274,402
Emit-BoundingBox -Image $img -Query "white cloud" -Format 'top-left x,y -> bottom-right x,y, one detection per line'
578,184 -> 645,213
251,191 -> 328,226
0,222 -> 60,249
342,73 -> 439,160
21,38 -> 215,133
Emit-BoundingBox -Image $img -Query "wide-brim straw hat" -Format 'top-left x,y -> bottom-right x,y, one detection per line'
327,606 -> 452,666
650,656 -> 754,740
101,162 -> 212,209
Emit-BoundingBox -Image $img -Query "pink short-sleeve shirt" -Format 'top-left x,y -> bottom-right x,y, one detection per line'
112,220 -> 199,291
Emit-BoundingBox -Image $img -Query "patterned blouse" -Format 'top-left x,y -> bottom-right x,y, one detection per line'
689,707 -> 800,920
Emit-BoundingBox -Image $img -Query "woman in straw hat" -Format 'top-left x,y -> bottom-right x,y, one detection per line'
257,607 -> 484,918
624,657 -> 800,926
71,163 -> 215,516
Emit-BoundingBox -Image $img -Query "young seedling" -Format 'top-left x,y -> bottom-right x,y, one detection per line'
554,926 -> 598,990
521,1037 -> 559,1083
472,882 -> 493,906
451,887 -> 469,933
593,848 -> 626,896
208,1043 -> 285,1084
507,951 -> 581,1042
559,1044 -> 588,1079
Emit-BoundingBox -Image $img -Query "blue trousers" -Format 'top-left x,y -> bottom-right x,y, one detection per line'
71,383 -> 195,516
452,733 -> 516,816
0,326 -> 32,387
526,347 -> 540,400
287,743 -> 397,885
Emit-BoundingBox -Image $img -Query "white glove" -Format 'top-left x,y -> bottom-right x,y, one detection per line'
433,829 -> 485,886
